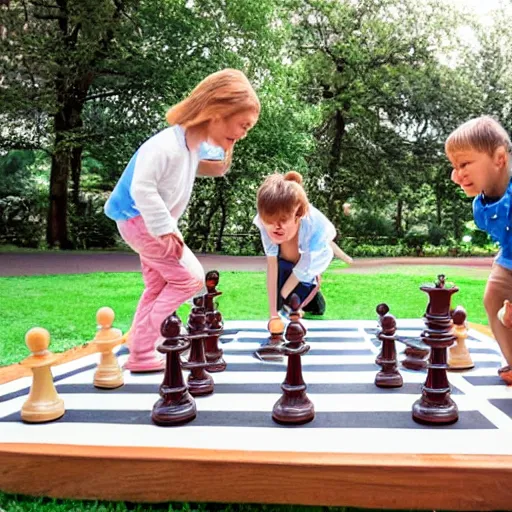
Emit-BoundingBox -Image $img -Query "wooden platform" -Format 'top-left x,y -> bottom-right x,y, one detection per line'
1,319 -> 511,510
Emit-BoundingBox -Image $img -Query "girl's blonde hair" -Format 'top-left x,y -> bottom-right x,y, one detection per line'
257,171 -> 309,223
166,69 -> 260,128
445,116 -> 511,157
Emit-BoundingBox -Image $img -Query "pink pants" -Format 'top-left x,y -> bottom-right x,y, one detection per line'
484,263 -> 512,367
117,216 -> 204,371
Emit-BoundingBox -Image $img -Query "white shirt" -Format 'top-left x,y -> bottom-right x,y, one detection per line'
253,205 -> 336,283
104,125 -> 199,237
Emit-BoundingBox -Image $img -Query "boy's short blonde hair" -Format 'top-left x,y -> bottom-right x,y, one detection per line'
257,171 -> 309,223
445,116 -> 511,157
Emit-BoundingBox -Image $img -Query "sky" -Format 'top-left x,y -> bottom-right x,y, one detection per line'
451,0 -> 504,21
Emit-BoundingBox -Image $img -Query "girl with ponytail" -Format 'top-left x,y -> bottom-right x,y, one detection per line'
254,171 -> 352,318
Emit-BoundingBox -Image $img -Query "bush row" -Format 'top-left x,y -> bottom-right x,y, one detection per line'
0,193 -> 499,257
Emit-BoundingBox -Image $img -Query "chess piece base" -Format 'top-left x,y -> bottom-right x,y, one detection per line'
94,358 -> 124,389
447,359 -> 475,371
272,391 -> 315,425
21,398 -> 65,423
205,356 -> 227,373
412,394 -> 459,425
255,345 -> 284,362
375,370 -> 403,388
151,393 -> 197,426
188,372 -> 214,396
94,372 -> 124,389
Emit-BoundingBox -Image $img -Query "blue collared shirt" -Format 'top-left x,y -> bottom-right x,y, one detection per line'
473,177 -> 512,269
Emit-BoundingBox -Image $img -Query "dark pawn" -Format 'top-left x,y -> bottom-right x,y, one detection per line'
412,274 -> 459,425
375,303 -> 390,366
272,294 -> 315,425
151,313 -> 196,426
205,310 -> 226,371
375,313 -> 403,388
182,296 -> 214,396
203,271 -> 226,372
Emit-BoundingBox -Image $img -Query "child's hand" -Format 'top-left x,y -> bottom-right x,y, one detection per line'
159,232 -> 184,258
160,232 -> 182,243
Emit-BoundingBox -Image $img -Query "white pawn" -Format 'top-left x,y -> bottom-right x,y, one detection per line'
21,327 -> 65,423
448,306 -> 474,370
91,307 -> 124,389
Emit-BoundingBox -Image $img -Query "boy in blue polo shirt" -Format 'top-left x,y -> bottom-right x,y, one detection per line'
446,115 -> 512,383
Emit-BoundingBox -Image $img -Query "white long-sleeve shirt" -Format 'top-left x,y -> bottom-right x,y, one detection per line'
253,205 -> 336,283
104,125 -> 199,236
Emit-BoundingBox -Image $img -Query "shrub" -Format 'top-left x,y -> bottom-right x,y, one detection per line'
0,192 -> 46,248
69,192 -> 119,249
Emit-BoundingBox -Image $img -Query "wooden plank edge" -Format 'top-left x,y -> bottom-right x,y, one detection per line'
0,443 -> 511,510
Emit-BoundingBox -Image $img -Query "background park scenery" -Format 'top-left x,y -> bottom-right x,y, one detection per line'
0,0 -> 509,511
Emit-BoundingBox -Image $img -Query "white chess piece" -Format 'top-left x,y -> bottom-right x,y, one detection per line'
21,327 -> 65,423
91,307 -> 124,389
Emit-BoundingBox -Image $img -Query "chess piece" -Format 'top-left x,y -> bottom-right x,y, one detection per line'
375,303 -> 390,366
20,327 -> 65,423
375,313 -> 403,388
182,296 -> 214,396
272,294 -> 315,425
448,306 -> 474,370
412,274 -> 459,425
203,270 -> 226,372
254,316 -> 285,362
152,312 -> 197,426
401,340 -> 430,371
91,307 -> 124,389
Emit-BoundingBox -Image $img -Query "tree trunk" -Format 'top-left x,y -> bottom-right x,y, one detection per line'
47,129 -> 72,249
395,198 -> 403,236
327,109 -> 345,220
71,144 -> 83,209
46,97 -> 85,248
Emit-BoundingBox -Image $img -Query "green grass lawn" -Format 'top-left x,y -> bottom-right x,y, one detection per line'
0,265 -> 488,512
0,267 -> 488,367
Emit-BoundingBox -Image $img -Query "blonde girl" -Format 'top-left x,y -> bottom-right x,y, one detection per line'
105,69 -> 260,372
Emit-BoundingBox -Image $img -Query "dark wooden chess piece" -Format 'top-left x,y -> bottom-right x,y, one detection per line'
375,303 -> 390,366
401,340 -> 430,371
375,313 -> 403,388
412,274 -> 459,425
254,317 -> 285,362
203,270 -> 226,372
151,312 -> 196,426
272,294 -> 315,425
182,296 -> 214,396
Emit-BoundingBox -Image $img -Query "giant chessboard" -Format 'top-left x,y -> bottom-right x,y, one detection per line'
1,319 -> 511,510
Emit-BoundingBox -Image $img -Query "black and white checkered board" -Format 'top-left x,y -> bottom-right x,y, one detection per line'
1,319 -> 511,456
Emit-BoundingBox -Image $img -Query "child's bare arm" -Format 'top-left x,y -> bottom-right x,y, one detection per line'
267,256 -> 279,317
281,273 -> 300,304
330,241 -> 353,264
